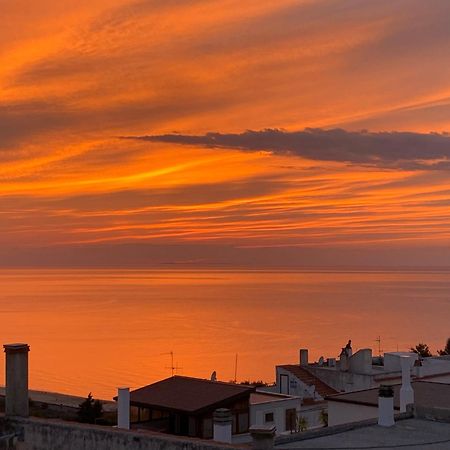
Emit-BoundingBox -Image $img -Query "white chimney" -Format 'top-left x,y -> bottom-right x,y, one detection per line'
400,356 -> 414,412
213,408 -> 232,444
117,387 -> 130,430
300,349 -> 308,366
378,385 -> 395,427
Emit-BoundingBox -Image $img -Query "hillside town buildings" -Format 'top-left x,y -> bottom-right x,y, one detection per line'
1,341 -> 449,449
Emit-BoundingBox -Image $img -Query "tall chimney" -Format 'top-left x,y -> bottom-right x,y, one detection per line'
400,356 -> 414,412
117,387 -> 130,430
4,343 -> 30,417
213,408 -> 232,444
378,385 -> 394,427
300,349 -> 308,366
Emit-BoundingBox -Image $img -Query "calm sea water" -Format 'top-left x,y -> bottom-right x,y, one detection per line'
0,268 -> 449,399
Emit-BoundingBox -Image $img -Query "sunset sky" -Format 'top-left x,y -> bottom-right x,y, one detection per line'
2,0 -> 450,267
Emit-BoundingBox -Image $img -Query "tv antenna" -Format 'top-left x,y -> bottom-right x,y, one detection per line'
375,336 -> 383,356
161,351 -> 182,376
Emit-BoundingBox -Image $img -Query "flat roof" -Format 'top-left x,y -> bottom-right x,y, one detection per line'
250,392 -> 297,405
326,381 -> 450,410
128,376 -> 255,414
276,418 -> 450,449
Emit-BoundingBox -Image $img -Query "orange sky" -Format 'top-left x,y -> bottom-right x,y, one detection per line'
1,0 -> 450,267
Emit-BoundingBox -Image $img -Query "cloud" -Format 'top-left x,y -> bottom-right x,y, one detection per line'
124,128 -> 450,170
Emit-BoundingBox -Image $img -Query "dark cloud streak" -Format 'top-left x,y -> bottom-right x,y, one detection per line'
124,128 -> 450,170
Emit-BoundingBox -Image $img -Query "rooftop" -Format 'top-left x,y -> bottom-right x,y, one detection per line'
278,365 -> 338,398
326,381 -> 450,410
250,392 -> 296,405
127,376 -> 255,414
276,418 -> 450,449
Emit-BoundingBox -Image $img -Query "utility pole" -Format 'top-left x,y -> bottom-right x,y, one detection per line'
234,354 -> 238,383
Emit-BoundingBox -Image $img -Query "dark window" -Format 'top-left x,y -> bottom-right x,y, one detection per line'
265,412 -> 274,423
280,374 -> 289,394
203,417 -> 213,439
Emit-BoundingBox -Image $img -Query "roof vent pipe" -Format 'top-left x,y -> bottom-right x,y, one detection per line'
378,385 -> 395,427
400,356 -> 414,412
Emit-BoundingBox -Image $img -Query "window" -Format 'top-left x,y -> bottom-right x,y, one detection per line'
265,412 -> 274,423
202,418 -> 213,439
280,374 -> 289,394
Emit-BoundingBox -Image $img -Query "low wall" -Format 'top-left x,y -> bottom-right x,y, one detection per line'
298,406 -> 324,430
274,411 -> 413,446
2,417 -> 243,450
415,406 -> 450,423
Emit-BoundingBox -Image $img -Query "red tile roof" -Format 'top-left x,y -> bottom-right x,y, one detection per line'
278,365 -> 338,398
128,376 -> 255,414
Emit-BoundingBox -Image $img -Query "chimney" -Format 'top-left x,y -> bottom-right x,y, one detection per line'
249,425 -> 276,450
213,408 -> 232,444
117,387 -> 130,430
4,343 -> 30,418
299,349 -> 308,366
400,356 -> 414,412
378,385 -> 395,427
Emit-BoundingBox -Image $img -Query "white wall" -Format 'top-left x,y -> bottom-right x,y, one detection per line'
250,397 -> 300,434
298,405 -> 326,430
307,366 -> 375,392
328,401 -> 378,426
422,373 -> 450,383
276,367 -> 319,399
384,353 -> 417,372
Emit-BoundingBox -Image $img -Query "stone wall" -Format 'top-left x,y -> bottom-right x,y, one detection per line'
2,417 -> 242,450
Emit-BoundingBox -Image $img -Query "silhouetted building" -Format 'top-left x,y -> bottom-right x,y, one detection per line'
125,376 -> 255,439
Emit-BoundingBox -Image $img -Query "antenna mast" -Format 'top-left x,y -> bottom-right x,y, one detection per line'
162,351 -> 182,376
234,353 -> 238,383
375,336 -> 383,357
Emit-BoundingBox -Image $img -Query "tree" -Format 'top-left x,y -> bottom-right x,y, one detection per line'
410,343 -> 432,358
296,416 -> 308,432
77,392 -> 103,424
320,409 -> 328,427
438,338 -> 450,356
239,380 -> 269,387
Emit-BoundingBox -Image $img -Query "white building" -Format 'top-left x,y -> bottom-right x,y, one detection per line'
250,392 -> 300,434
327,380 -> 450,426
303,347 -> 450,393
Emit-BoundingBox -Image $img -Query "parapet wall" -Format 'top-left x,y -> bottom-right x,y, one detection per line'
3,417 -> 241,450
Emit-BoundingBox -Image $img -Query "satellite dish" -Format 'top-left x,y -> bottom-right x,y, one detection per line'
210,371 -> 217,381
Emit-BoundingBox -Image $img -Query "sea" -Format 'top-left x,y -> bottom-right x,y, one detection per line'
0,268 -> 448,400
